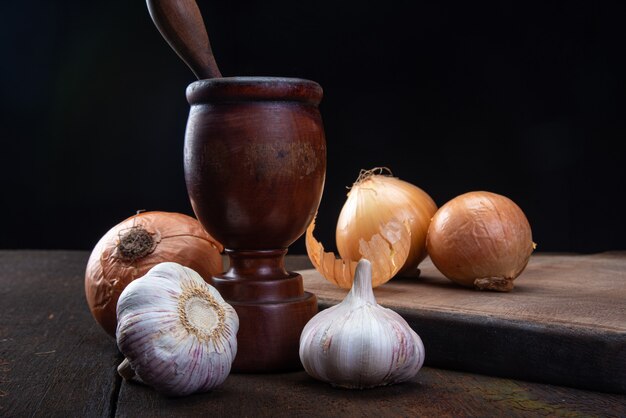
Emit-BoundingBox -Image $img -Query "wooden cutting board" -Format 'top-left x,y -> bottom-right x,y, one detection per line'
299,252 -> 626,394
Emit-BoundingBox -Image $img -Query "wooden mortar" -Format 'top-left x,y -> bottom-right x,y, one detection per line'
184,77 -> 326,371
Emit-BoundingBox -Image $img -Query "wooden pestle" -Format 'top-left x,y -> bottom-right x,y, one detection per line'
146,0 -> 222,79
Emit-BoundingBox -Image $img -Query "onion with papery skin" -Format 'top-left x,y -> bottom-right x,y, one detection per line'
426,191 -> 536,292
306,215 -> 411,289
306,168 -> 436,289
85,211 -> 223,337
337,168 -> 437,276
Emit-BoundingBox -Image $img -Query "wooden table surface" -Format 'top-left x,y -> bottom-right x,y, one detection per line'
1,250 -> 625,417
302,252 -> 626,395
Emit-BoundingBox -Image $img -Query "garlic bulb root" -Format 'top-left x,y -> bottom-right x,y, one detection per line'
299,259 -> 425,389
116,262 -> 238,396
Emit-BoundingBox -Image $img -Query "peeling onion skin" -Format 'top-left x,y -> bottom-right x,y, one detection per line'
336,170 -> 437,276
85,211 -> 224,337
306,214 -> 412,289
426,191 -> 535,291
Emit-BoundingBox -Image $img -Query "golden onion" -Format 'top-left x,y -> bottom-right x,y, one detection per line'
337,168 -> 437,276
306,168 -> 436,289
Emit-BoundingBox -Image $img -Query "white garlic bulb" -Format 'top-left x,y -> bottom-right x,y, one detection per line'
116,262 -> 238,397
299,259 -> 425,389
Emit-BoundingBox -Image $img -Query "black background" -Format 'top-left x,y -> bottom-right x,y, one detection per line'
1,1 -> 625,254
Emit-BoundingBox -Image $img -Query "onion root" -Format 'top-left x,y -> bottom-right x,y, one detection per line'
474,277 -> 515,292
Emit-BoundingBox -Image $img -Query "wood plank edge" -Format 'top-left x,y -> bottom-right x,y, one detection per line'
318,301 -> 626,395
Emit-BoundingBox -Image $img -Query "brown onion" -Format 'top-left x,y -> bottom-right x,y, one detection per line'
426,191 -> 536,291
84,211 -> 223,336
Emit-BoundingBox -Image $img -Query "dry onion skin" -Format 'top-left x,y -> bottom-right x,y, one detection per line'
426,191 -> 536,292
306,215 -> 411,290
337,168 -> 437,276
84,211 -> 224,337
306,167 -> 436,290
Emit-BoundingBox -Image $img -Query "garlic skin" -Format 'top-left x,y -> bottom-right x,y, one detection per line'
116,262 -> 238,397
299,259 -> 425,389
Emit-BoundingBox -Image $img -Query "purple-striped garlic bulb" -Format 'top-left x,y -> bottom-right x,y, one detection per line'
116,262 -> 238,396
299,259 -> 425,389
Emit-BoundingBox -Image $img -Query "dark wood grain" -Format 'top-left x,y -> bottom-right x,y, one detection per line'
0,251 -> 120,417
2,251 -> 625,417
184,77 -> 326,372
299,252 -> 626,394
146,0 -> 221,79
115,366 -> 626,418
184,78 -> 325,251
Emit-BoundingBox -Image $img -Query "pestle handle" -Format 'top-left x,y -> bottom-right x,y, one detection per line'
146,0 -> 222,79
